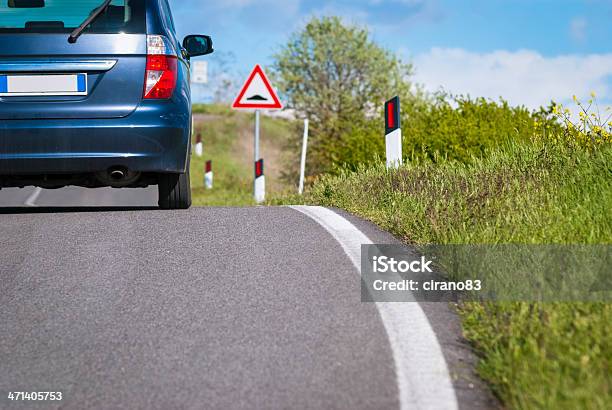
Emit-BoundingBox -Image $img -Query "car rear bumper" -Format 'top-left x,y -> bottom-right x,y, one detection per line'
0,101 -> 190,175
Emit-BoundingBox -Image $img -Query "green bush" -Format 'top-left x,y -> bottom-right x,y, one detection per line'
330,95 -> 564,171
285,94 -> 561,177
403,95 -> 552,163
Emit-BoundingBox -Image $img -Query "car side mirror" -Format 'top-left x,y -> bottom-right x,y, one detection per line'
183,35 -> 213,58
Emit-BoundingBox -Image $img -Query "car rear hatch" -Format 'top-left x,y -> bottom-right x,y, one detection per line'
0,0 -> 147,120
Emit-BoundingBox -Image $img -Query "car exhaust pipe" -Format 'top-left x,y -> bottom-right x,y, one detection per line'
109,168 -> 126,181
95,167 -> 141,188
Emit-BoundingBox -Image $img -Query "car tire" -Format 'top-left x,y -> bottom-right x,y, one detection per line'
158,169 -> 192,210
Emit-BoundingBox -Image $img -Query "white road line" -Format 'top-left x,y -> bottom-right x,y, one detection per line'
24,187 -> 43,207
290,206 -> 458,410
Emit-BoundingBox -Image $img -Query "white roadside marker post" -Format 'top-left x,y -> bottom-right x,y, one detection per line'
253,110 -> 265,203
204,160 -> 213,189
298,118 -> 309,195
385,96 -> 402,169
194,132 -> 203,157
254,158 -> 265,203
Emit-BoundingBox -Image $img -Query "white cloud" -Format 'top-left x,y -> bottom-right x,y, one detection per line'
570,17 -> 587,43
411,48 -> 612,109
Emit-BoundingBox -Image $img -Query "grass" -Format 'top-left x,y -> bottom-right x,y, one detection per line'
192,103 -> 235,116
275,142 -> 611,244
189,104 -> 295,206
271,141 -> 612,409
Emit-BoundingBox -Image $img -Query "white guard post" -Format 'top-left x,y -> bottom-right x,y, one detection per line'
204,160 -> 213,189
253,110 -> 265,202
254,159 -> 265,203
195,132 -> 203,157
385,96 -> 402,169
298,119 -> 309,195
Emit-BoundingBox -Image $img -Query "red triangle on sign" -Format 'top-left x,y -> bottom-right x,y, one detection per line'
232,65 -> 283,110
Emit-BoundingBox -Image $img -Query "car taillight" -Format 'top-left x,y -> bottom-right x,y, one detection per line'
144,35 -> 178,99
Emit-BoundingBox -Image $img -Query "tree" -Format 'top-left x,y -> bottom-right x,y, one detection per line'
272,16 -> 415,174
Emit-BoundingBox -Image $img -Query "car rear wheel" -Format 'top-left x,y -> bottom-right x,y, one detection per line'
158,169 -> 191,210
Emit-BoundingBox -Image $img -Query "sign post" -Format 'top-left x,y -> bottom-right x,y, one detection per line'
385,96 -> 402,169
255,110 -> 260,166
254,110 -> 263,201
232,65 -> 283,203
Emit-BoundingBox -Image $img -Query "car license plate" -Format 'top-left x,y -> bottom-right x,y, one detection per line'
0,73 -> 87,96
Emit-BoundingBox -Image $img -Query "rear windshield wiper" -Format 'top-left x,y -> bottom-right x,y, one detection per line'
68,0 -> 113,44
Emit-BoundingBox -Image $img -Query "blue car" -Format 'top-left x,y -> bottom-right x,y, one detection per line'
0,0 -> 213,209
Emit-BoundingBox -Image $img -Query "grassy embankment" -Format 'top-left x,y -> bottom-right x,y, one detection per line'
189,104 -> 295,206
272,140 -> 612,409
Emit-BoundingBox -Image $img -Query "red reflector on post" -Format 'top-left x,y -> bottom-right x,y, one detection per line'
387,102 -> 395,129
205,160 -> 212,173
385,96 -> 400,134
255,159 -> 264,178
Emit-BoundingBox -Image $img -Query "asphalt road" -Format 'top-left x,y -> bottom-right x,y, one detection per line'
0,187 -> 496,410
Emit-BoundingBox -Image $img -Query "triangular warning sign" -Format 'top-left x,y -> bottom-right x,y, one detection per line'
232,65 -> 283,110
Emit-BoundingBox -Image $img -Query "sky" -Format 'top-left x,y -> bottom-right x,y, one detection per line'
169,0 -> 612,111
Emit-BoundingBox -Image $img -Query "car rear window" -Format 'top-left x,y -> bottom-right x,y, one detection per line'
0,0 -> 146,33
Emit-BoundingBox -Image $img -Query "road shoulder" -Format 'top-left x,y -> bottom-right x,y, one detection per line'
330,207 -> 501,410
